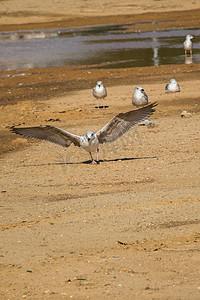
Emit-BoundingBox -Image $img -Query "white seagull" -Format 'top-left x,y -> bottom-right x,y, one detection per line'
183,35 -> 194,57
93,81 -> 107,108
132,86 -> 148,108
12,102 -> 157,165
165,79 -> 180,93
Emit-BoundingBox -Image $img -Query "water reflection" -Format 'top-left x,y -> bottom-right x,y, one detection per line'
152,37 -> 159,66
184,56 -> 193,64
0,24 -> 199,72
0,31 -> 59,41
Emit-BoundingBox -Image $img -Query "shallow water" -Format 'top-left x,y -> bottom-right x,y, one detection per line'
0,23 -> 199,72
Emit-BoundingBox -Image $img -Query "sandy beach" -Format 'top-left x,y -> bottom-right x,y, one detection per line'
0,1 -> 200,299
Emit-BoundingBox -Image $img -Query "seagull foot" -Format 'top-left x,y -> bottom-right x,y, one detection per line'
90,160 -> 97,165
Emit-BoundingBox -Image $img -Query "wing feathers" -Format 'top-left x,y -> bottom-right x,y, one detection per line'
11,103 -> 158,150
96,102 -> 158,144
12,125 -> 81,148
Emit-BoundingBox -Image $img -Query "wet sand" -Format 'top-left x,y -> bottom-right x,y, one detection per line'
1,1 -> 200,299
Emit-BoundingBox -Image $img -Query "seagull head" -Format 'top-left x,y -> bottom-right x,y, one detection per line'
169,79 -> 177,84
135,86 -> 144,92
186,34 -> 194,40
96,81 -> 103,87
86,131 -> 95,142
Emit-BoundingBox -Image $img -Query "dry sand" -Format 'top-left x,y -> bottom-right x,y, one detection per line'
0,1 -> 200,299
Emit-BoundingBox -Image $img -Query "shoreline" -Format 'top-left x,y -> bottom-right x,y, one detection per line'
1,63 -> 200,106
0,9 -> 200,32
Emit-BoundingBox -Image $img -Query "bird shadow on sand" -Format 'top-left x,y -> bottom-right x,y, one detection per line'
20,156 -> 157,167
83,156 -> 157,164
95,105 -> 109,109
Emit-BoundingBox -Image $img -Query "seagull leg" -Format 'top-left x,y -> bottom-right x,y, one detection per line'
97,100 -> 99,109
96,148 -> 99,162
90,152 -> 97,165
190,49 -> 192,57
103,98 -> 104,108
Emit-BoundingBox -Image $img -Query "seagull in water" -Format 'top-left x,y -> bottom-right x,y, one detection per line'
183,35 -> 194,57
165,79 -> 180,93
12,102 -> 157,165
93,81 -> 107,108
132,86 -> 148,108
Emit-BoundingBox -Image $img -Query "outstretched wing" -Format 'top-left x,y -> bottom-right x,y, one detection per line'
96,102 -> 158,144
12,125 -> 81,148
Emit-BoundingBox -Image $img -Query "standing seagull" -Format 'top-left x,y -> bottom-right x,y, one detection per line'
132,86 -> 148,108
165,79 -> 180,93
93,81 -> 107,108
183,35 -> 194,57
12,102 -> 157,165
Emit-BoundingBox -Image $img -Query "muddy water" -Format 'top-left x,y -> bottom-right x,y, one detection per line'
0,24 -> 199,72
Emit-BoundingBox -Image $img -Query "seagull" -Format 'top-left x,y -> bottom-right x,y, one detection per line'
132,86 -> 148,108
93,81 -> 107,108
165,79 -> 180,93
183,35 -> 194,57
12,102 -> 157,165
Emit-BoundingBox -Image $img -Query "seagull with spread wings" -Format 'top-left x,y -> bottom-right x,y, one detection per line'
12,102 -> 157,164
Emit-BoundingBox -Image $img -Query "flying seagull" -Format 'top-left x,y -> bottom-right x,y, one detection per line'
93,81 -> 107,108
183,35 -> 193,57
132,86 -> 148,108
165,79 -> 180,93
12,102 -> 157,164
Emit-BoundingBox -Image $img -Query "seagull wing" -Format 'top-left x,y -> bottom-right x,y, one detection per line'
12,125 -> 81,148
165,83 -> 170,92
104,87 -> 107,97
96,102 -> 158,144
